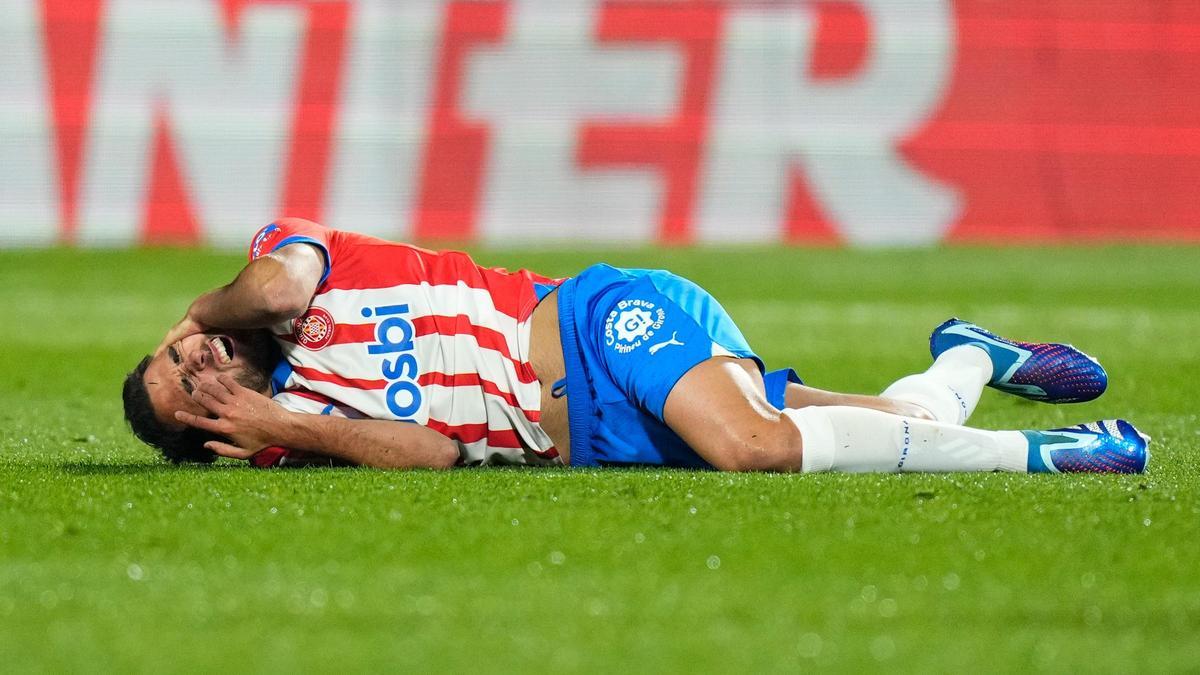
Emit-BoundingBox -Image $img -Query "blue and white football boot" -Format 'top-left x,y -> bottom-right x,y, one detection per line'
1022,420 -> 1150,474
930,318 -> 1107,403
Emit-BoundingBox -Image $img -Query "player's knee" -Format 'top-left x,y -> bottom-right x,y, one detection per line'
712,417 -> 803,472
889,400 -> 936,421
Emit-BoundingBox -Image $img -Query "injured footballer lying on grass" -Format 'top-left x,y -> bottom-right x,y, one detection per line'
122,218 -> 1149,474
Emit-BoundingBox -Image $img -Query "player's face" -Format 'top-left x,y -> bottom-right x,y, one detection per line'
143,331 -> 275,429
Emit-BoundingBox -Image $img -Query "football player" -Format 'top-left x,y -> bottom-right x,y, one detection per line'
124,219 -> 1149,474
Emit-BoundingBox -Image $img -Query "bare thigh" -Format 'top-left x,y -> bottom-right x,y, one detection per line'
661,359 -> 933,472
661,357 -> 802,472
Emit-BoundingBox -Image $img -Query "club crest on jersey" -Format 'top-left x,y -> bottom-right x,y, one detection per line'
294,307 -> 335,350
604,299 -> 666,354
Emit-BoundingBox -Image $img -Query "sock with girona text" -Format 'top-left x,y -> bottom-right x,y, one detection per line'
783,405 -> 1028,473
880,345 -> 991,425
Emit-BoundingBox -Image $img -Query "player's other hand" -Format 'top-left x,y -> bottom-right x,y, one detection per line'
174,374 -> 290,461
155,313 -> 210,358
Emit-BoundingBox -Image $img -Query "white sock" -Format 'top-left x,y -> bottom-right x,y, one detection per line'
784,405 -> 1028,473
880,345 -> 992,425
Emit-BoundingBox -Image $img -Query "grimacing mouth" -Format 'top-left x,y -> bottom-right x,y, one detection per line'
208,335 -> 235,365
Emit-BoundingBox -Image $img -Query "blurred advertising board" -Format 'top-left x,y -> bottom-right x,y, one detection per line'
3,0 -> 1198,246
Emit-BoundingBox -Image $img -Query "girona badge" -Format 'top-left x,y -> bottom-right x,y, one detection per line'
294,307 -> 335,350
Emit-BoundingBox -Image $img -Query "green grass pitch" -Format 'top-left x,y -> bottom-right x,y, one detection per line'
1,244 -> 1198,672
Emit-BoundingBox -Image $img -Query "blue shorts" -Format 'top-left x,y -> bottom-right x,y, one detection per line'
552,264 -> 801,468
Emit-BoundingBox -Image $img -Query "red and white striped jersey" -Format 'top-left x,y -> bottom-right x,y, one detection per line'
248,218 -> 563,467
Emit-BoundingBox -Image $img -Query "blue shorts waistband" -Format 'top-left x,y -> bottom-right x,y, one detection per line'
555,277 -> 598,467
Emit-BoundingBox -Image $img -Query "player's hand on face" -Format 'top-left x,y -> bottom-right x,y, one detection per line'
174,374 -> 290,461
155,314 -> 210,358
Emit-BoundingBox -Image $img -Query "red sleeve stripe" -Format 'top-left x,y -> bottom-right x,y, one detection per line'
426,419 -> 525,449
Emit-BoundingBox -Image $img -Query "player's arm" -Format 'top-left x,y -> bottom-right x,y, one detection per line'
189,243 -> 325,328
175,374 -> 459,470
265,415 -> 459,469
157,243 -> 325,354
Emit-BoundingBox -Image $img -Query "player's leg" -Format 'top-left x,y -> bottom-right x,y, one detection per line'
620,271 -> 1007,471
662,357 -> 802,471
743,363 -> 934,419
786,405 -> 1149,474
769,342 -> 990,424
664,357 -> 1017,473
824,318 -> 1112,426
782,404 -> 1027,473
590,267 -> 1139,474
876,345 -> 991,424
783,383 -> 938,421
663,357 -> 1149,474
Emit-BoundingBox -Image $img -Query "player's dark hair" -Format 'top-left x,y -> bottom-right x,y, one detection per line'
122,355 -> 220,464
